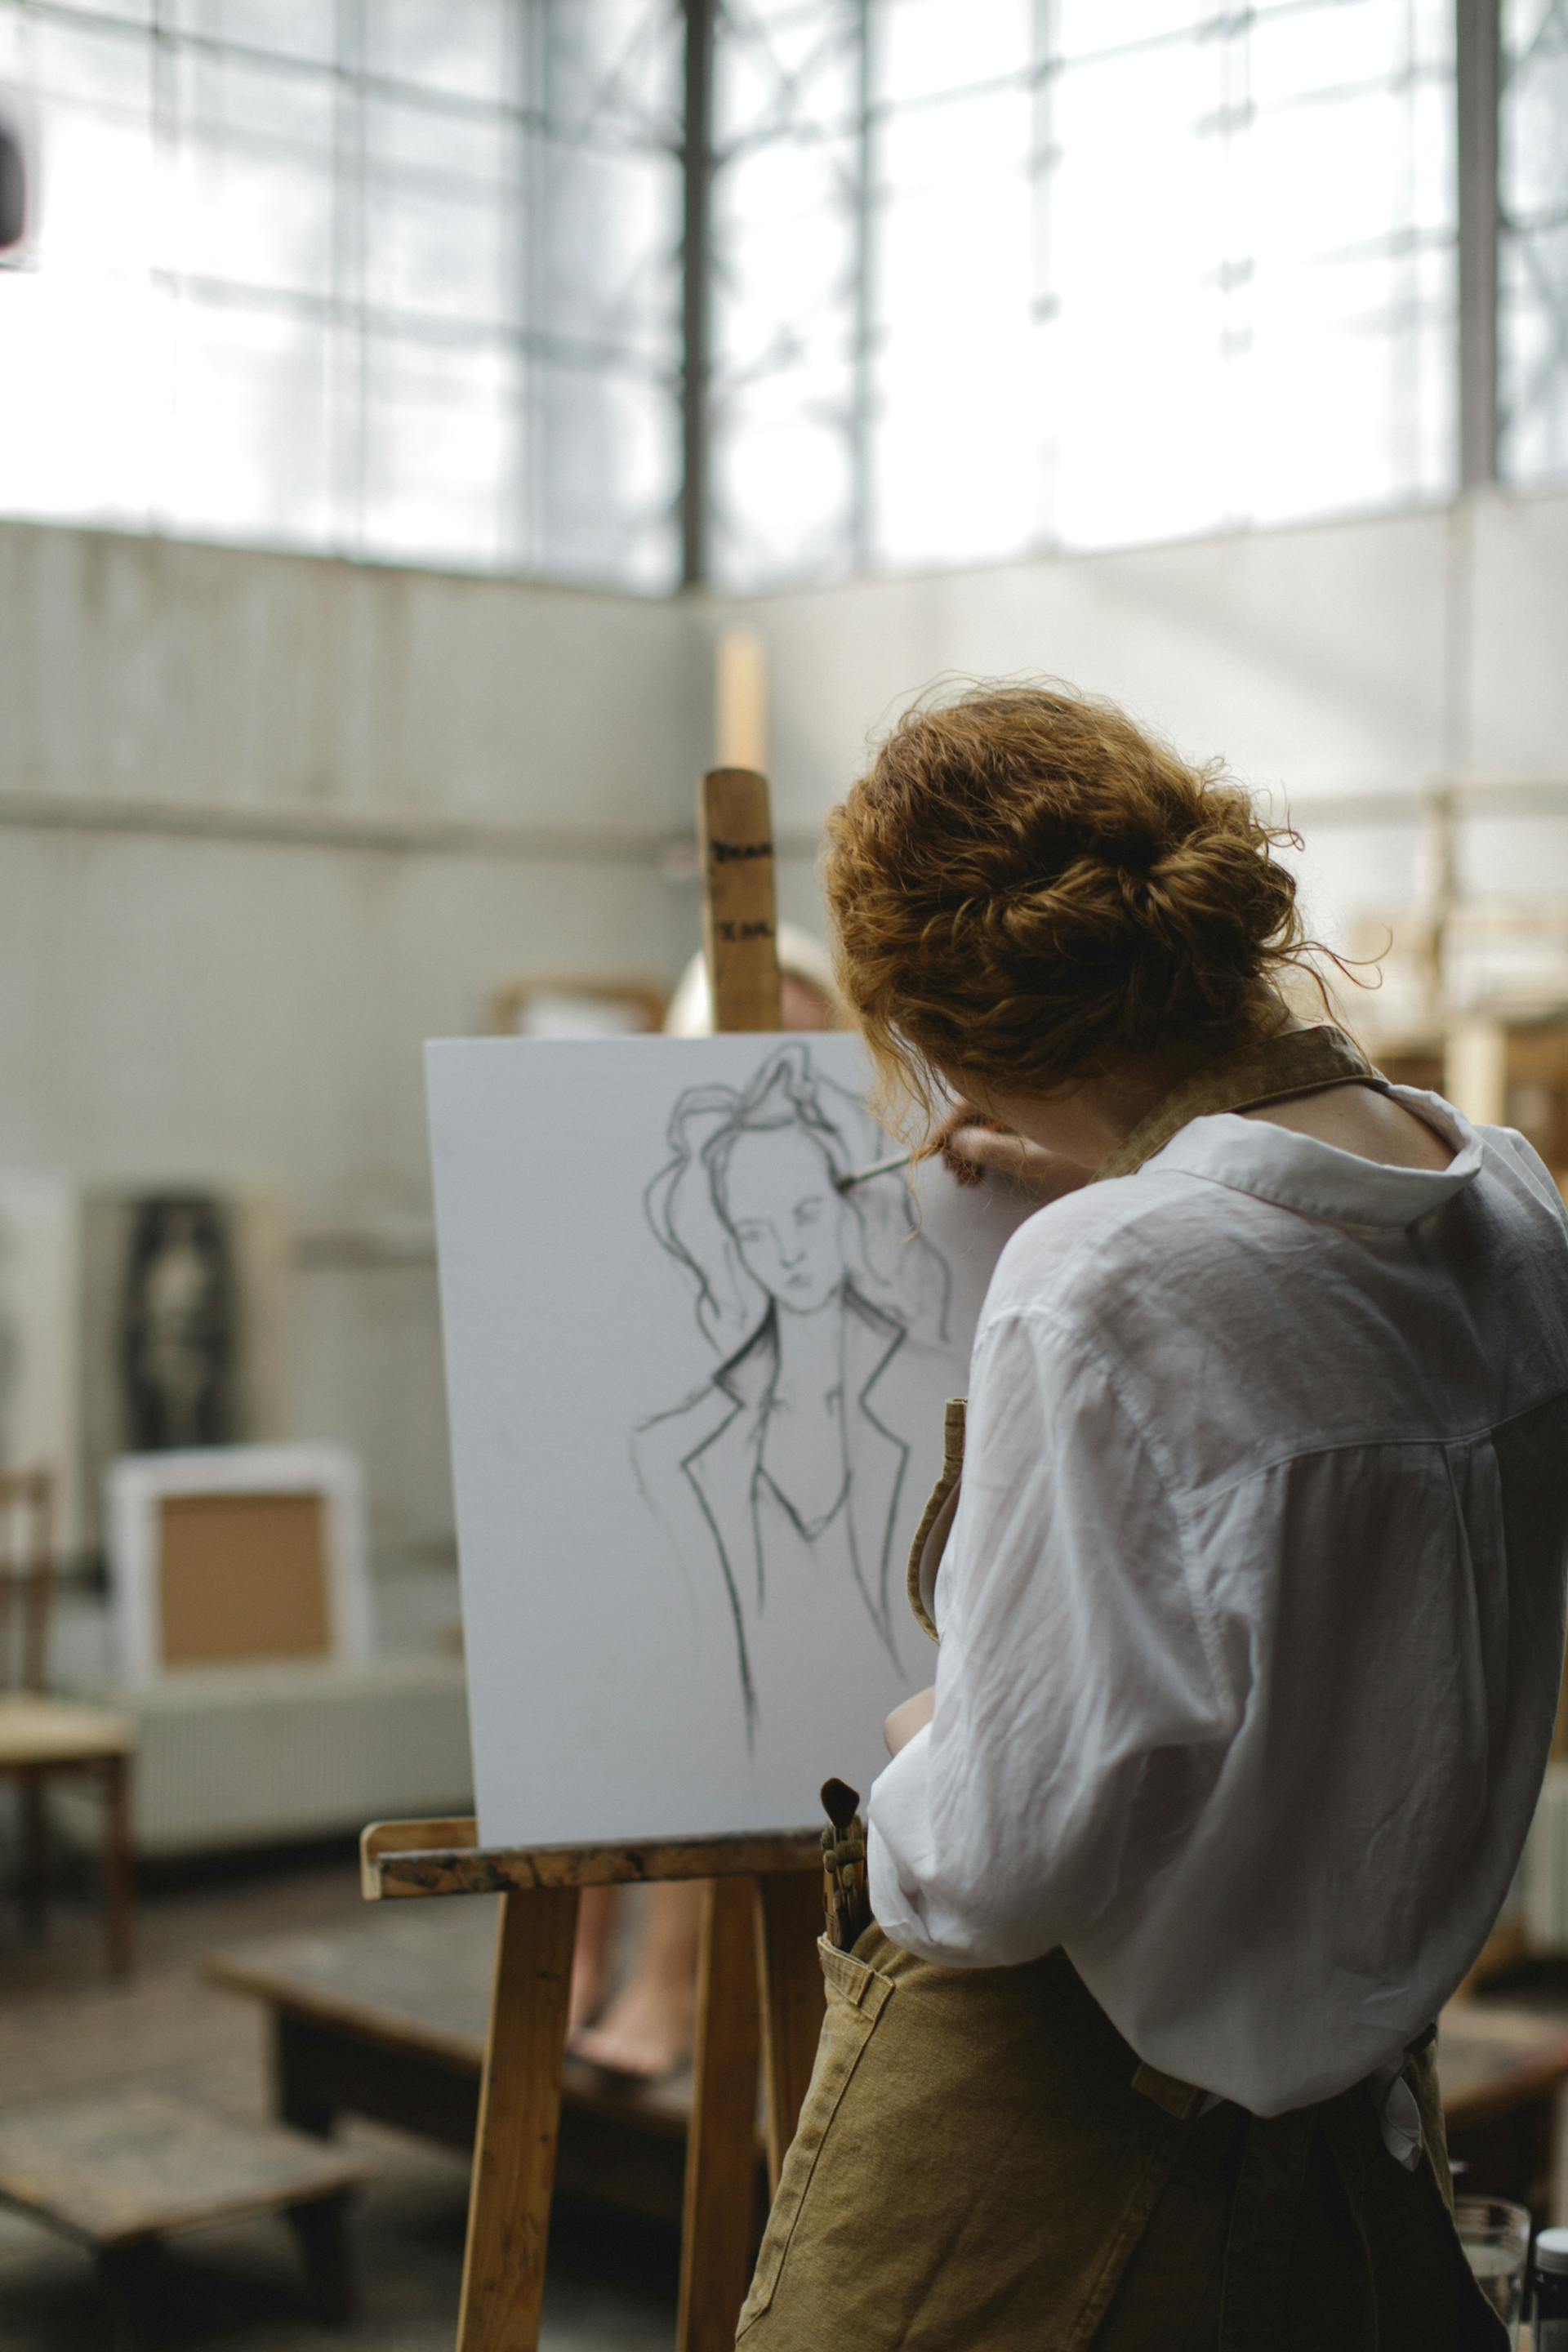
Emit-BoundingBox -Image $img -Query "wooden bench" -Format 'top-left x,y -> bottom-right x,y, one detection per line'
207,1896 -> 733,2227
207,1903 -> 1568,2227
0,2086 -> 372,2345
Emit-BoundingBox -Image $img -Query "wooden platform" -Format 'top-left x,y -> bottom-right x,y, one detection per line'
0,2084 -> 372,2341
0,2086 -> 370,2247
207,1895 -> 721,2228
208,1900 -> 1568,2225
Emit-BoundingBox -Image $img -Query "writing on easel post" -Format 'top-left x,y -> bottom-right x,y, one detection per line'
700,771 -> 782,1032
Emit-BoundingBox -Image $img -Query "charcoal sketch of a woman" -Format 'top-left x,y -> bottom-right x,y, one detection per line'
634,1042 -> 951,1736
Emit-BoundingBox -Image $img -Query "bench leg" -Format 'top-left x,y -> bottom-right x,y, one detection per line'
274,2013 -> 336,2136
19,1770 -> 49,1943
97,2237 -> 163,2351
288,2189 -> 358,2323
101,1754 -> 136,1980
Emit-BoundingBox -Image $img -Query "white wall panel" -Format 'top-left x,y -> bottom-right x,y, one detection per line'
0,520 -> 701,826
1468,491 -> 1568,784
0,521 -> 703,1584
730,506 -> 1456,840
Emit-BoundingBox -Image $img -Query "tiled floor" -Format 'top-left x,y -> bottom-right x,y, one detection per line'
0,1846 -> 679,2351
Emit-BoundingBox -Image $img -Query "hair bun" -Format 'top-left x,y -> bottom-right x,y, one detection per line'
825,682 -> 1334,1123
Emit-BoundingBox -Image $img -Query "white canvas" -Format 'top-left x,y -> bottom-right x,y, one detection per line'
428,1034 -> 1030,1849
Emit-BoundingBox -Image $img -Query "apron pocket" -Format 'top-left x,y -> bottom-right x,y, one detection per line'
737,1933 -> 896,2335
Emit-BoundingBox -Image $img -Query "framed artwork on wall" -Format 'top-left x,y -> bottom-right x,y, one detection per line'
80,1189 -> 293,1552
105,1442 -> 371,1688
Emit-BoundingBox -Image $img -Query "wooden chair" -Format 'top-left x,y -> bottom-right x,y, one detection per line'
0,1468 -> 136,1976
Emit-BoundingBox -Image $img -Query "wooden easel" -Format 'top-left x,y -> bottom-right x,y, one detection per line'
362,768 -> 827,2352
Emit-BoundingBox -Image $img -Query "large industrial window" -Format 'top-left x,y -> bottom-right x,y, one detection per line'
711,0 -> 1459,588
1500,0 -> 1568,481
0,1 -> 1560,591
0,0 -> 684,586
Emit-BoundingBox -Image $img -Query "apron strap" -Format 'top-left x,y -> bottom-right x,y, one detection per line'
1093,1022 -> 1383,1184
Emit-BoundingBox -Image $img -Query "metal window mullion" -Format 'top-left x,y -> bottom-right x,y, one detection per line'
149,0 -> 177,532
679,0 -> 715,588
330,0 -> 367,556
848,0 -> 873,572
511,0 -> 543,575
1393,0 -> 1416,496
1456,0 -> 1501,487
1217,11 -> 1249,530
1030,0 -> 1057,545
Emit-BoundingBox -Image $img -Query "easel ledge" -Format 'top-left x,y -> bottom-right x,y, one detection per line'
361,1816 -> 822,1900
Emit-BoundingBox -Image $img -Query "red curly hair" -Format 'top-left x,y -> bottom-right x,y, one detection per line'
823,682 -> 1334,1134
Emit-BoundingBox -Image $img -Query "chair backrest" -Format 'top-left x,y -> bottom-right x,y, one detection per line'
0,1467 -> 54,1695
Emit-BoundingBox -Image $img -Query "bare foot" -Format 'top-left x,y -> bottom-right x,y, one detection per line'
569,1885 -> 617,2034
571,1975 -> 696,2081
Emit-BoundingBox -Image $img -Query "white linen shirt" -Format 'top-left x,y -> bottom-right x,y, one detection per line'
868,1092 -> 1568,2118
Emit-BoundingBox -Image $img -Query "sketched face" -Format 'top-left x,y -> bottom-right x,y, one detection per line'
721,1127 -> 848,1315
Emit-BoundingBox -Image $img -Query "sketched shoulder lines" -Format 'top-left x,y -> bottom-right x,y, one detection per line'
632,1042 -> 951,1736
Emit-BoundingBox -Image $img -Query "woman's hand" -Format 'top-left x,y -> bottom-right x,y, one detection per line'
884,1686 -> 935,1756
933,1100 -> 1094,1203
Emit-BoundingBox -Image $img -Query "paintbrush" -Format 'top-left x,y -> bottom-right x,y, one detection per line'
838,1111 -> 1011,1195
835,1150 -> 912,1194
820,1778 -> 871,1951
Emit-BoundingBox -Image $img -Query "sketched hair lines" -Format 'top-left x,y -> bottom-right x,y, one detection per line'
633,1043 -> 951,1738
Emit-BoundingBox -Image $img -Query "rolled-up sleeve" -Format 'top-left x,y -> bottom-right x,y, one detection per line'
868,1312 -> 1232,1967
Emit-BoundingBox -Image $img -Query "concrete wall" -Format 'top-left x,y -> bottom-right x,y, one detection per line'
3,489 -> 1565,1616
710,486 -> 1568,956
0,522 -> 708,1608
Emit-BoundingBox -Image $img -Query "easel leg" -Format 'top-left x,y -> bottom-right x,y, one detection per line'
19,1769 -> 48,1944
457,1886 -> 579,2352
755,1872 -> 826,2193
274,2014 -> 335,2137
678,1878 -> 763,2352
102,1755 -> 136,1980
98,2237 -> 162,2352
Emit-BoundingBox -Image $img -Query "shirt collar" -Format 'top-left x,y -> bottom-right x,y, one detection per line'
1146,1088 -> 1485,1228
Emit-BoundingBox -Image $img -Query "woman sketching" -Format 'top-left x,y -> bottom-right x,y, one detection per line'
633,1041 -> 949,1740
736,682 -> 1568,2350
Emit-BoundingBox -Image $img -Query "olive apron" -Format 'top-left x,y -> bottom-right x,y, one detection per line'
737,1026 -> 1506,2352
